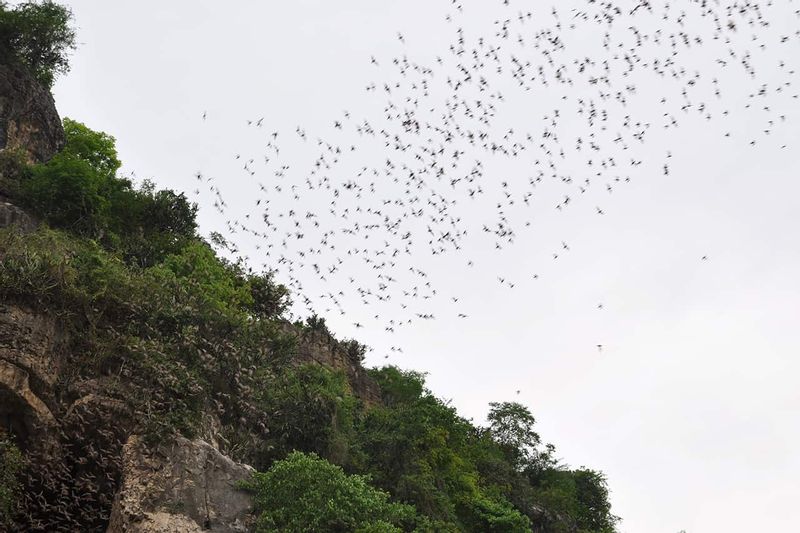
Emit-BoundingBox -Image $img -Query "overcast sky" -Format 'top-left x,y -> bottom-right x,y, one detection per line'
39,1 -> 800,531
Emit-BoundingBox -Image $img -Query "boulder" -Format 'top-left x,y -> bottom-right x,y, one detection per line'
0,197 -> 36,232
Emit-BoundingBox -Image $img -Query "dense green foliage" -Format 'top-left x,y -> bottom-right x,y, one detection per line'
0,118 -> 618,531
13,118 -> 200,267
245,452 -> 419,533
357,368 -> 531,531
252,364 -> 358,469
0,0 -> 76,87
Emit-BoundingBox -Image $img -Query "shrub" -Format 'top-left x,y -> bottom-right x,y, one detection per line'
22,148 -> 112,235
244,451 -> 419,533
253,365 -> 357,469
19,117 -> 121,236
15,118 -> 199,265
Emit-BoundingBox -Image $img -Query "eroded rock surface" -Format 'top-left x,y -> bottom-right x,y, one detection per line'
0,61 -> 64,163
107,435 -> 254,533
0,198 -> 36,232
293,328 -> 381,405
0,303 -> 63,456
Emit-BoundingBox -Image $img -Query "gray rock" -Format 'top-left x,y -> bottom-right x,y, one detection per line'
107,435 -> 255,533
0,198 -> 37,232
0,61 -> 64,164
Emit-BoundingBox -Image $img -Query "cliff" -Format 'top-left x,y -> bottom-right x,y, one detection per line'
0,45 -> 618,532
0,61 -> 381,532
0,61 -> 65,165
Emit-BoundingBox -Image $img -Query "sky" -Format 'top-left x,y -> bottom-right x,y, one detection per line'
36,1 -> 800,531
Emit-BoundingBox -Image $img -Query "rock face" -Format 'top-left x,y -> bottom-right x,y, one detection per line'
107,435 -> 254,533
0,197 -> 37,232
0,61 -> 65,164
0,303 -> 63,456
294,328 -> 382,405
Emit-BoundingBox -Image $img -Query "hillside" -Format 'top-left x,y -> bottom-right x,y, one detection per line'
0,3 -> 618,532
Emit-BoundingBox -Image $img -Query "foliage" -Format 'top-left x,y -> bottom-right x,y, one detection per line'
0,148 -> 29,196
488,401 -> 557,474
244,451 -> 419,533
15,118 -> 198,266
0,0 -> 76,87
0,226 -> 292,445
58,118 -> 121,178
155,240 -> 252,313
339,338 -> 369,362
0,434 -> 22,527
358,367 -> 532,531
252,364 -> 358,469
371,366 -> 426,408
0,112 -> 619,531
248,269 -> 292,319
532,469 -> 619,533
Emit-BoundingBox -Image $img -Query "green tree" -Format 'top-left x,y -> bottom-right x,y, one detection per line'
20,117 -> 121,236
23,149 -> 112,235
245,451 -> 419,533
0,1 -> 76,87
488,401 -> 556,473
155,240 -> 252,314
572,469 -> 618,533
248,269 -> 291,319
360,368 -> 532,531
58,118 -> 121,178
108,180 -> 198,267
18,118 -> 199,265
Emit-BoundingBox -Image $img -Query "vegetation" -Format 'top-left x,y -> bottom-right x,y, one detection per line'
245,451 -> 419,533
0,114 -> 618,531
0,0 -> 76,87
12,118 -> 200,267
0,434 -> 22,528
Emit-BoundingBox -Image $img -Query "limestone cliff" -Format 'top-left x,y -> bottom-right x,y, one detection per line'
0,61 -> 64,164
0,61 -> 381,532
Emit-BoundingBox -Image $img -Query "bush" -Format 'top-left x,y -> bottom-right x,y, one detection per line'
244,451 -> 419,533
20,117 -> 121,236
252,364 -> 357,469
0,148 -> 29,196
0,1 -> 76,87
15,118 -> 199,265
23,148 -> 112,235
530,468 -> 619,533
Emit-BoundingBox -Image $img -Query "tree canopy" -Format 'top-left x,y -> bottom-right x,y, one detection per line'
0,1 -> 76,87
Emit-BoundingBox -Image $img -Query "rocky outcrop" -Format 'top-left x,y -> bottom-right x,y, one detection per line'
0,359 -> 58,456
0,197 -> 36,232
0,303 -> 63,455
0,61 -> 64,163
0,303 -> 64,392
293,328 -> 381,405
107,435 -> 254,533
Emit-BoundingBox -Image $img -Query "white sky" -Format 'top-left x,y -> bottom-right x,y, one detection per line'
39,1 -> 800,531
